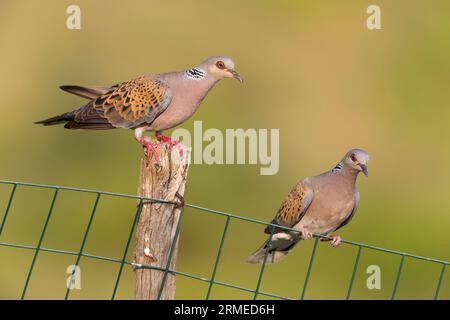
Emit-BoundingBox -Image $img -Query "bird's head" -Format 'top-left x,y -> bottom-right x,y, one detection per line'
200,56 -> 243,83
343,148 -> 370,177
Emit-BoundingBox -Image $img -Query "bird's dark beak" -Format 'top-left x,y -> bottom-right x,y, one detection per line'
360,164 -> 368,177
229,69 -> 243,83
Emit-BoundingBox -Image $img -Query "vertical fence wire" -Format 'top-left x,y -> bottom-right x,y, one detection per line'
111,199 -> 144,300
253,225 -> 276,300
434,264 -> 446,300
206,215 -> 231,300
346,246 -> 362,300
65,193 -> 101,300
21,188 -> 59,300
391,255 -> 405,300
0,183 -> 17,237
300,237 -> 319,300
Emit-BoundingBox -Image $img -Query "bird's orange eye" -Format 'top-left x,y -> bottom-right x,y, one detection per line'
350,154 -> 357,162
216,61 -> 225,69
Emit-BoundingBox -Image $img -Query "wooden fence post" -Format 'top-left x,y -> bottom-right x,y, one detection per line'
134,143 -> 190,300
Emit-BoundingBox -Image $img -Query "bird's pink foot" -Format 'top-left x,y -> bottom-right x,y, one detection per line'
300,228 -> 313,240
330,235 -> 342,247
155,132 -> 183,155
320,234 -> 342,247
139,138 -> 161,162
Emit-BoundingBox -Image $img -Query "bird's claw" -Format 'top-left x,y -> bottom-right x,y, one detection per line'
330,235 -> 342,247
140,139 -> 161,163
320,234 -> 342,247
156,133 -> 183,156
301,228 -> 313,240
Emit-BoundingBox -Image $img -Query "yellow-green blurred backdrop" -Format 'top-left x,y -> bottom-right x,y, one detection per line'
0,0 -> 449,300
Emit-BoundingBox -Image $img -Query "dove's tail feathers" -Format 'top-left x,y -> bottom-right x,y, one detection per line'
246,245 -> 289,264
35,112 -> 75,126
60,85 -> 111,100
246,233 -> 300,264
35,113 -> 115,130
63,121 -> 115,130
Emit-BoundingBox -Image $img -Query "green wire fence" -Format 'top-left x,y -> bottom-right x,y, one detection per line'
0,180 -> 448,300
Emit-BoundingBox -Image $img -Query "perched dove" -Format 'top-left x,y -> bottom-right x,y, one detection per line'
36,56 -> 242,157
247,149 -> 369,264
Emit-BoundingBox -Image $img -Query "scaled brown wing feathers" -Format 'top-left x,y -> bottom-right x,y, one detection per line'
50,76 -> 173,130
264,180 -> 314,234
91,76 -> 172,129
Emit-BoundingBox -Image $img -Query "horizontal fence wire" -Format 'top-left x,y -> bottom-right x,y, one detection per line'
0,180 -> 449,300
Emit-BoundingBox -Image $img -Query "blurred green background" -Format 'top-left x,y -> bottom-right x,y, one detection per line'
0,0 -> 449,300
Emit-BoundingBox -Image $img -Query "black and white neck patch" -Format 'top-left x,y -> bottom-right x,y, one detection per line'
185,68 -> 206,80
331,162 -> 343,173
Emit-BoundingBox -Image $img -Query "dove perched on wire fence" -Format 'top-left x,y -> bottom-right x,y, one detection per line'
247,149 -> 369,264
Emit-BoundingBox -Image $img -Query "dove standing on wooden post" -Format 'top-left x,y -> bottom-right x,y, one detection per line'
247,149 -> 369,264
35,56 -> 243,158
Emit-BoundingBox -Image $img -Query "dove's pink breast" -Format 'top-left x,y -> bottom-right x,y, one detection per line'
295,173 -> 357,235
146,74 -> 219,132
